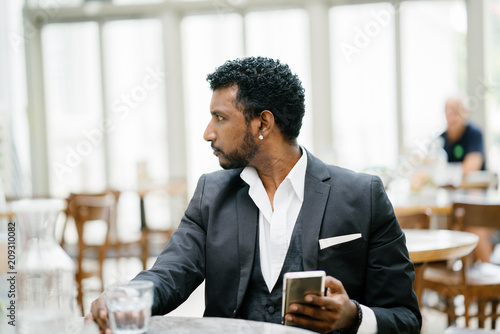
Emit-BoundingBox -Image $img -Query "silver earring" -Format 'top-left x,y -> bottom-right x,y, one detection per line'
259,134 -> 263,140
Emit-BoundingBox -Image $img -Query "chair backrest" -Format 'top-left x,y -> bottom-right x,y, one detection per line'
396,210 -> 431,229
66,192 -> 117,247
68,192 -> 116,223
451,202 -> 500,230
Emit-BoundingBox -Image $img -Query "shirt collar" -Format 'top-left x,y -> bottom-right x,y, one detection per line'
287,147 -> 307,202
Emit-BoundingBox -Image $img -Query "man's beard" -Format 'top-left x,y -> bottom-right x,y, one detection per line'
215,128 -> 259,169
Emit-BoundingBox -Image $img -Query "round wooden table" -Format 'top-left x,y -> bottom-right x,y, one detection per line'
405,229 -> 479,263
404,229 -> 479,307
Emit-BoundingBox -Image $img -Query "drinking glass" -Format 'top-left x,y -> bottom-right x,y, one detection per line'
106,280 -> 154,334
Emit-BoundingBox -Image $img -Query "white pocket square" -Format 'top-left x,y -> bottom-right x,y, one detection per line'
319,233 -> 362,250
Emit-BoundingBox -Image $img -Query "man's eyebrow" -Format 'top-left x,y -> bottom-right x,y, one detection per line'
211,110 -> 228,116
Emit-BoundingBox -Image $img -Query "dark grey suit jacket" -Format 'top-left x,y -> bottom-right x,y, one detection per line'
134,150 -> 422,333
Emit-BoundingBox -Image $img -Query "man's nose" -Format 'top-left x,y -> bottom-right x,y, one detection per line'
203,121 -> 215,142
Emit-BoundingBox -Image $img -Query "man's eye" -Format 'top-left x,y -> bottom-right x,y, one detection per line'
217,115 -> 224,121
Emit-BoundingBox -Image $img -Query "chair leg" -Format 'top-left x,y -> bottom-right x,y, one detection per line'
463,294 -> 470,328
98,245 -> 107,294
445,297 -> 455,326
477,299 -> 486,328
76,275 -> 84,316
491,299 -> 499,330
141,233 -> 149,270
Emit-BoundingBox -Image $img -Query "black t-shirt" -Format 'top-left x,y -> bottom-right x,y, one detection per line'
440,123 -> 486,170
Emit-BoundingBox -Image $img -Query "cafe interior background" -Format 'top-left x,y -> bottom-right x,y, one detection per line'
1,0 -> 500,332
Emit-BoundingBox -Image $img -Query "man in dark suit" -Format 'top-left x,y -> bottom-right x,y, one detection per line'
87,57 -> 421,333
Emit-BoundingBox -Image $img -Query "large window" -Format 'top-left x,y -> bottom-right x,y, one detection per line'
103,19 -> 167,190
43,22 -> 106,196
329,1 -> 467,173
23,0 -> 492,198
400,0 -> 467,149
0,0 -> 30,197
329,3 -> 397,171
486,0 -> 500,175
43,19 -> 168,197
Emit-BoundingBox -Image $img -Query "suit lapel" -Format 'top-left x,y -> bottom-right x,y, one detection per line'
300,151 -> 331,270
235,184 -> 258,311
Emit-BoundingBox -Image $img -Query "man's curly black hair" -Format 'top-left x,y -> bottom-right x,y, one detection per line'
206,56 -> 305,143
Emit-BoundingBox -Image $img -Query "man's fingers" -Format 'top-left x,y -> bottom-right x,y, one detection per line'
324,276 -> 346,296
89,297 -> 111,333
289,302 -> 335,322
95,306 -> 109,330
99,307 -> 108,320
303,293 -> 336,309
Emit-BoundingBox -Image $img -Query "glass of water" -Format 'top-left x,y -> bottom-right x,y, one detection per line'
106,280 -> 154,334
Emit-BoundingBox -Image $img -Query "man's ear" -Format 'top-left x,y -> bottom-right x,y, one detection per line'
258,110 -> 275,136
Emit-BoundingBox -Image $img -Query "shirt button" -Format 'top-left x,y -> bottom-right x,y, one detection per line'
267,306 -> 275,314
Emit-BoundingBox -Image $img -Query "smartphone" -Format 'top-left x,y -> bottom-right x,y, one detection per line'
281,270 -> 326,326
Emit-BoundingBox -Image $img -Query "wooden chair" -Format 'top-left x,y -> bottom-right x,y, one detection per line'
62,190 -> 147,314
65,192 -> 116,315
423,201 -> 500,329
396,210 -> 431,307
396,209 -> 431,230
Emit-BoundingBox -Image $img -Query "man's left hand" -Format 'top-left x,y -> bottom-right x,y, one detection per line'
285,276 -> 358,334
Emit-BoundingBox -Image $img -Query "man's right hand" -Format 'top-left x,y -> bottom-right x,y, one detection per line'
84,296 -> 111,334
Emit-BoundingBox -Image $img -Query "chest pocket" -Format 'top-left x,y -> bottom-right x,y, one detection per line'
318,237 -> 365,261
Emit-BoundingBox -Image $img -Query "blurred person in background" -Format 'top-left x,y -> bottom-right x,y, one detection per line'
440,97 -> 485,174
440,97 -> 496,263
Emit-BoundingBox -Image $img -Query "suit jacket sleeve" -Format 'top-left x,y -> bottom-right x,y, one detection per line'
364,176 -> 421,333
133,175 -> 208,315
316,170 -> 421,334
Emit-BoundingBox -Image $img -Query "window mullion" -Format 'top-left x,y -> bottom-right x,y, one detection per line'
98,20 -> 112,188
25,15 -> 49,196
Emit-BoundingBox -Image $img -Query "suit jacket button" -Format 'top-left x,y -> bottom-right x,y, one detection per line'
232,309 -> 237,317
267,306 -> 275,314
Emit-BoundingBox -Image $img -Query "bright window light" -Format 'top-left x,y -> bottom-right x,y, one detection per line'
400,1 -> 467,150
103,19 -> 167,190
330,3 -> 397,172
43,22 -> 106,197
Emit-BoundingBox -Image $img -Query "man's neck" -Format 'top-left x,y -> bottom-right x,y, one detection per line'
447,123 -> 467,143
251,144 -> 302,206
